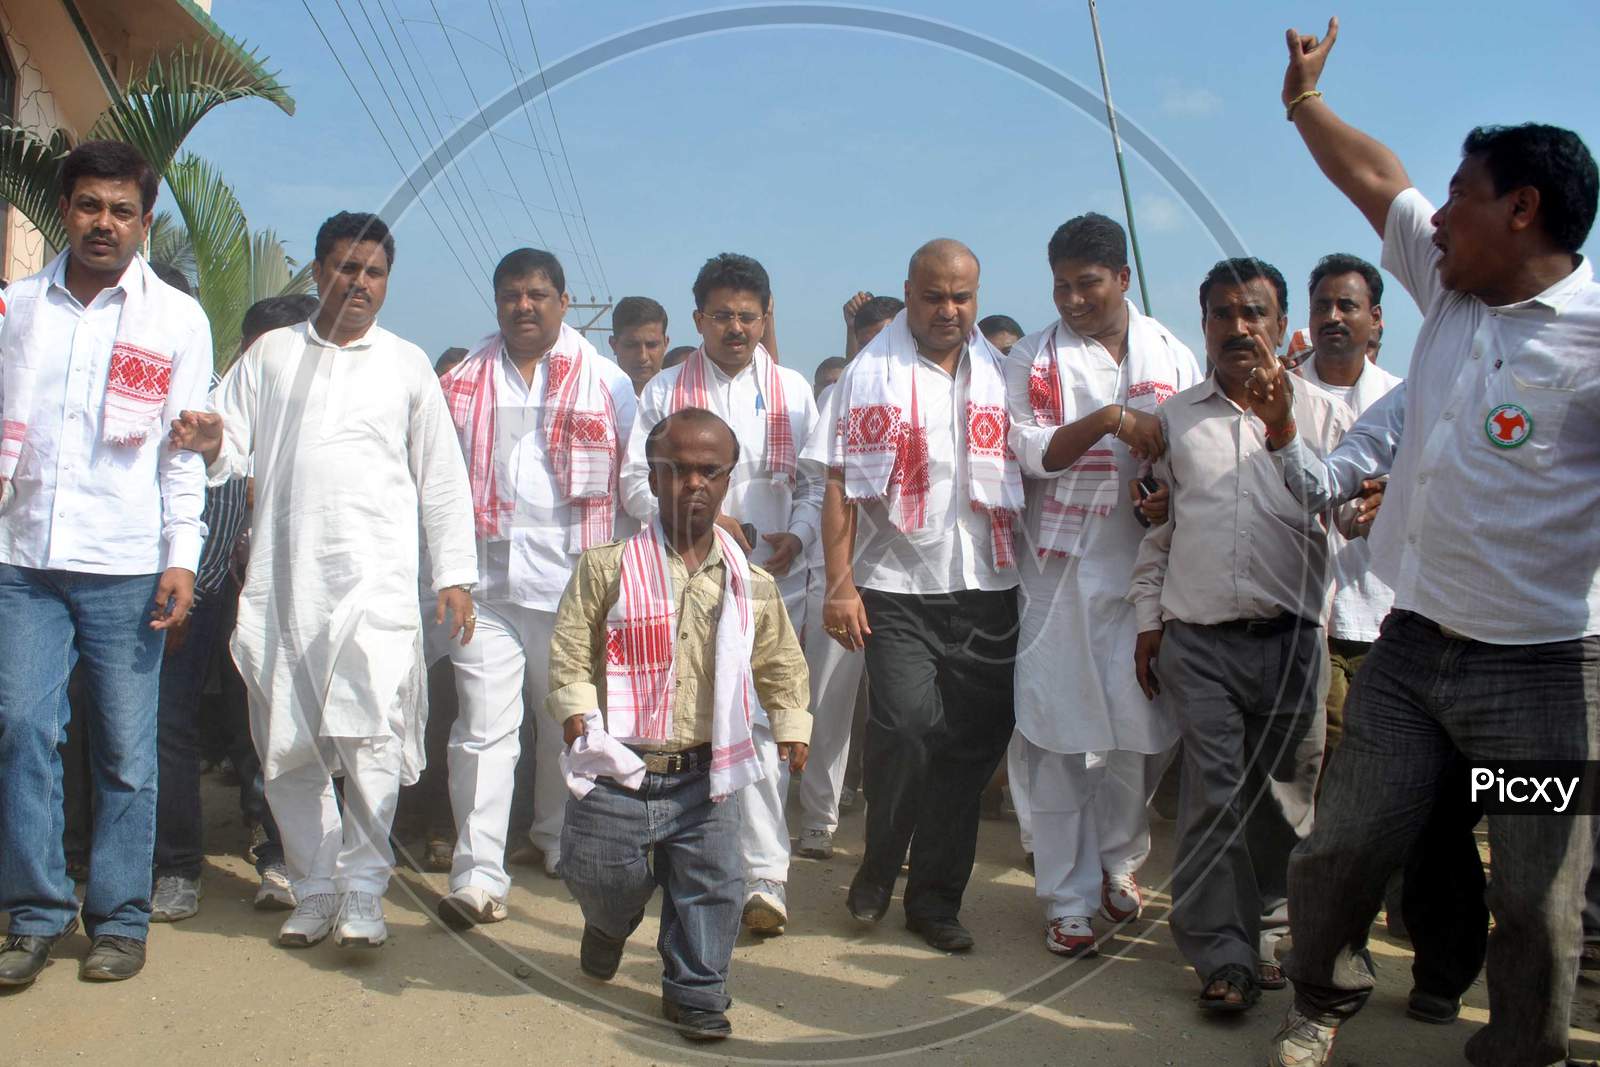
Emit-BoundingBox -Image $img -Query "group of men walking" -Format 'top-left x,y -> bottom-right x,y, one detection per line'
0,18 -> 1597,1067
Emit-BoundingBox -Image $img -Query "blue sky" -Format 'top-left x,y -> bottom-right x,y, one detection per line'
187,1 -> 1600,377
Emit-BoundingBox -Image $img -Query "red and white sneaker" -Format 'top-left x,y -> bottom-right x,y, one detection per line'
1045,916 -> 1097,958
1100,873 -> 1142,923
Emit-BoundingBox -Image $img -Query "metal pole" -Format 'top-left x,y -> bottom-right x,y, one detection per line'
1087,0 -> 1153,315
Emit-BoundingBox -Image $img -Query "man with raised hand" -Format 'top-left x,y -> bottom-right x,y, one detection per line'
435,248 -> 635,925
620,253 -> 819,937
1004,212 -> 1201,959
818,238 -> 1023,953
1251,20 -> 1600,1067
0,140 -> 211,987
1129,257 -> 1351,1015
169,211 -> 478,955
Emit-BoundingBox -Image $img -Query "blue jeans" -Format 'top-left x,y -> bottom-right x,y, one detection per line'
0,564 -> 165,940
1285,610 -> 1599,1067
560,761 -> 742,1012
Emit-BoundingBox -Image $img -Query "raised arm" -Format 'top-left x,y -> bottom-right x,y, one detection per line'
1284,18 -> 1412,236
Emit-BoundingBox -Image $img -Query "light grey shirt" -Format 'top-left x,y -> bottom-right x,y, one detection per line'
1129,375 -> 1353,631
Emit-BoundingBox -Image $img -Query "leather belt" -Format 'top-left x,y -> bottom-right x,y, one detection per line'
1209,613 -> 1309,636
625,743 -> 712,774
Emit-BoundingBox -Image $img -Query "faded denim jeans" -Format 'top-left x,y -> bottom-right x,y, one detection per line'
561,760 -> 742,1012
1284,609 -> 1599,1067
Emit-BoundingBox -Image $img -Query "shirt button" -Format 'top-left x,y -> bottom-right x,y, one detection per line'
1418,474 -> 1427,485
1443,411 -> 1455,421
1408,534 -> 1418,544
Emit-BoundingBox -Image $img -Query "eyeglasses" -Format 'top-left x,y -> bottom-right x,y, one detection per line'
700,310 -> 764,327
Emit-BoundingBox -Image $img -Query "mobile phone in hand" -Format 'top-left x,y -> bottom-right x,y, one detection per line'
739,523 -> 758,555
1134,474 -> 1160,528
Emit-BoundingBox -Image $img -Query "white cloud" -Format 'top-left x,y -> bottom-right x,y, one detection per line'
1161,87 -> 1223,119
1136,194 -> 1186,234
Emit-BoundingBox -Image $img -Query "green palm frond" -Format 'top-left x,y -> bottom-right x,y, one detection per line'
149,212 -> 197,286
0,125 -> 70,251
164,153 -> 250,364
247,227 -> 318,304
89,41 -> 292,176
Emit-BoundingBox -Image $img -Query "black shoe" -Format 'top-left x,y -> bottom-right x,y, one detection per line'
0,917 -> 79,987
662,998 -> 732,1041
80,935 -> 145,982
905,915 -> 975,953
1406,988 -> 1461,1025
579,925 -> 625,981
847,870 -> 893,923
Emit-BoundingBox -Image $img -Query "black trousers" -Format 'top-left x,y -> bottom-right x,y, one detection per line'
857,587 -> 1017,921
1401,757 -> 1488,1000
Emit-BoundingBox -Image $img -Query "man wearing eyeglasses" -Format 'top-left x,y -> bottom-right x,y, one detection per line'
620,253 -> 822,937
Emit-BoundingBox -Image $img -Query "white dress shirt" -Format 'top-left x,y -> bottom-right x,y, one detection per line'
622,355 -> 822,574
478,349 -> 636,611
1296,357 -> 1404,642
1278,188 -> 1600,645
0,253 -> 210,574
808,348 -> 1019,596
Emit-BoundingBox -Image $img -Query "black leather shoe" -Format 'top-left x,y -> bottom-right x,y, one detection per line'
80,935 -> 145,982
662,998 -> 732,1041
847,871 -> 893,923
579,925 -> 625,981
905,915 -> 975,953
0,917 -> 79,987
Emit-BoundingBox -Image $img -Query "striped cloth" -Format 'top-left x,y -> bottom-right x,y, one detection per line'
603,521 -> 762,801
440,323 -> 619,550
836,310 -> 1022,569
1027,307 -> 1183,558
670,344 -> 794,482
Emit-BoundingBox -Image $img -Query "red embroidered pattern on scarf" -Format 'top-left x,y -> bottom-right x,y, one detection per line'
106,343 -> 172,406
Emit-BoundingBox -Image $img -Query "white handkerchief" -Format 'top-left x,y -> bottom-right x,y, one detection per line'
561,710 -> 647,799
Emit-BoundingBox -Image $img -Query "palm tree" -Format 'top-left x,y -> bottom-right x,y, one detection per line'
0,36 -> 294,366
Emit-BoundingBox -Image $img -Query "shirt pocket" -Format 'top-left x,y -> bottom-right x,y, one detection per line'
1481,364 -> 1573,472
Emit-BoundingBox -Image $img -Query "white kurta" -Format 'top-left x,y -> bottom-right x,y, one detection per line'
1004,319 -> 1201,756
208,320 -> 478,785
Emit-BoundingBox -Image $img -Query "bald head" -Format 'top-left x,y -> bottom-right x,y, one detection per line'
907,238 -> 980,283
903,238 -> 980,358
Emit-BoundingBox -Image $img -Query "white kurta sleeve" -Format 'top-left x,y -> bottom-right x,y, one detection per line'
786,385 -> 823,548
1002,334 -> 1065,479
158,308 -> 213,573
620,375 -> 668,524
206,344 -> 259,486
408,362 -> 479,591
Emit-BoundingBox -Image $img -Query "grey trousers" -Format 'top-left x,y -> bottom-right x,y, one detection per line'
1161,618 -> 1326,980
1284,610 -> 1599,1067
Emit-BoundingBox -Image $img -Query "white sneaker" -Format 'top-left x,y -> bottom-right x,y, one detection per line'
542,847 -> 562,879
1267,1009 -> 1338,1066
437,886 -> 508,929
254,862 -> 296,911
277,892 -> 339,947
334,891 -> 388,948
742,878 -> 788,936
797,827 -> 834,859
1044,916 -> 1097,958
1100,872 -> 1142,923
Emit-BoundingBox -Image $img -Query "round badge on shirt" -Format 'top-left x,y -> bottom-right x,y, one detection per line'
1485,403 -> 1533,448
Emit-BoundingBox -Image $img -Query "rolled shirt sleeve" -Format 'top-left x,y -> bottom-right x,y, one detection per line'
751,567 -> 812,745
545,546 -> 610,725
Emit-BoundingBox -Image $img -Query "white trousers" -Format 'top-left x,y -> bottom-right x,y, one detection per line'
736,570 -> 807,885
265,733 -> 404,899
1021,738 -> 1165,921
1008,731 -> 1033,852
795,570 -> 866,834
445,601 -> 561,896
